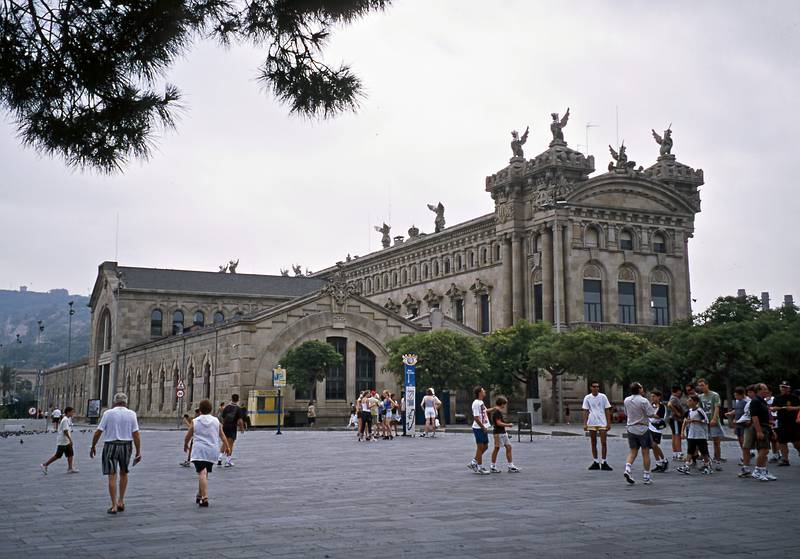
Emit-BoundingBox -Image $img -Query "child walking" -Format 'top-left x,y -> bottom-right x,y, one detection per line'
184,399 -> 229,507
677,395 -> 713,475
490,396 -> 520,473
40,407 -> 78,474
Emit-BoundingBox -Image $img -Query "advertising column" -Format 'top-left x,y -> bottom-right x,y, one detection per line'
402,354 -> 417,436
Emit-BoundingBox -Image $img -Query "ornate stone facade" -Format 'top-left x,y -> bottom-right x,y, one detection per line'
43,116 -> 703,422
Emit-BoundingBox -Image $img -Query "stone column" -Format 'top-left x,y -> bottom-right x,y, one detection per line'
541,227 -> 554,323
500,234 -> 513,327
345,338 -> 356,401
554,223 -> 566,328
512,232 -> 524,323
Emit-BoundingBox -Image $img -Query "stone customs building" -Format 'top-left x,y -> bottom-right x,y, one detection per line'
43,116 -> 703,423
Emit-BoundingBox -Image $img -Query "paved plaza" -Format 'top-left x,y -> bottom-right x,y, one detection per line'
1,427 -> 798,558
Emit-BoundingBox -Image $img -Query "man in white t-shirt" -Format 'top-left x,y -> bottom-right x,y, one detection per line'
582,382 -> 613,471
51,406 -> 62,432
623,382 -> 656,485
90,393 -> 141,514
467,386 -> 491,475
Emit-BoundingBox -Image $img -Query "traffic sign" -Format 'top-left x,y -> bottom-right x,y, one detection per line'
177,379 -> 186,391
176,389 -> 185,399
273,366 -> 287,388
28,407 -> 37,417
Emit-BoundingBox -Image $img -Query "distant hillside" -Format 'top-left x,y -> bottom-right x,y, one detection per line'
0,289 -> 91,369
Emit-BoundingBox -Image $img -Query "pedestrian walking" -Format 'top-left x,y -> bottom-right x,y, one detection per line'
347,402 -> 358,430
89,393 -> 141,514
184,399 -> 229,507
649,390 -> 668,472
582,382 -> 613,471
747,383 -> 777,481
51,406 -> 62,433
220,394 -> 246,467
307,400 -> 317,428
41,407 -> 78,474
623,383 -> 656,485
737,385 -> 757,477
489,396 -> 519,473
564,403 -> 571,425
467,386 -> 491,475
420,388 -> 441,438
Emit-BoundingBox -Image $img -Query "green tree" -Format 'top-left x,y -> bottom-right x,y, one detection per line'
0,1 -> 390,171
526,327 -> 566,424
281,339 -> 343,400
482,320 -> 550,398
386,330 -> 486,393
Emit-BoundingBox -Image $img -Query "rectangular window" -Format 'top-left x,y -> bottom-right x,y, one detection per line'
325,337 -> 346,400
584,279 -> 603,322
534,284 -> 543,321
652,284 -> 670,325
455,299 -> 464,323
620,238 -> 633,250
479,294 -> 490,334
618,282 -> 637,324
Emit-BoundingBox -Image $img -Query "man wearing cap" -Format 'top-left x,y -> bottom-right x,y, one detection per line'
90,393 -> 141,514
770,381 -> 800,466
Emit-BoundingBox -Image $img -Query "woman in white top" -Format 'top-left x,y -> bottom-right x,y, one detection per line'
420,388 -> 441,438
184,399 -> 229,507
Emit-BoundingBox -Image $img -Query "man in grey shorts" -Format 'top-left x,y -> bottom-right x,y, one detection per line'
90,393 -> 142,514
623,382 -> 656,485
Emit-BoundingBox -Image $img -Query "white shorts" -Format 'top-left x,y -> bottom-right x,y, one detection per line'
494,433 -> 511,447
424,408 -> 437,419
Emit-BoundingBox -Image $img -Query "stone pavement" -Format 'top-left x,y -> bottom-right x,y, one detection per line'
0,428 -> 797,559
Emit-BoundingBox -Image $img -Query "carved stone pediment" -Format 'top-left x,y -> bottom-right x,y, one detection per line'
422,289 -> 442,306
322,262 -> 358,310
445,283 -> 465,300
469,278 -> 492,296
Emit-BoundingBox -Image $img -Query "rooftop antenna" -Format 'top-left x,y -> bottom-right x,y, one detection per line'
585,122 -> 598,154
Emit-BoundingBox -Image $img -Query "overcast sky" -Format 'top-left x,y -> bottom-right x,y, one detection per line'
1,0 -> 798,312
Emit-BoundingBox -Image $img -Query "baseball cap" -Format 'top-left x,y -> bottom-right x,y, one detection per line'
779,380 -> 791,388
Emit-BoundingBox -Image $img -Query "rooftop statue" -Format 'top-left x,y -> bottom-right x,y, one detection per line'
427,202 -> 445,233
510,126 -> 529,158
280,268 -> 289,277
292,264 -> 303,277
218,264 -> 228,273
608,142 -> 637,172
228,259 -> 239,274
652,126 -> 673,156
374,223 -> 391,249
550,108 -> 570,144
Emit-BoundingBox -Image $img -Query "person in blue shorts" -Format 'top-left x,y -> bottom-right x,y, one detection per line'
467,386 -> 491,475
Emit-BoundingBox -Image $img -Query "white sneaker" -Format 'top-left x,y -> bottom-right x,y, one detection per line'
764,470 -> 777,481
507,465 -> 520,473
476,467 -> 491,475
643,476 -> 653,485
224,460 -> 234,468
467,461 -> 478,473
67,468 -> 79,474
624,471 -> 635,484
489,465 -> 501,473
752,470 -> 768,482
40,464 -> 47,475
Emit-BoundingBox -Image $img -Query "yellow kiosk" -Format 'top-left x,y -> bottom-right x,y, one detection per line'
247,389 -> 284,427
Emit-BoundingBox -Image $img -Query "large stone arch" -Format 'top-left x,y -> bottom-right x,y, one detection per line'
253,311 -> 393,389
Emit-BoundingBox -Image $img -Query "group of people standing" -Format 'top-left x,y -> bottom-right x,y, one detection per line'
580,378 -> 800,484
353,389 -> 402,441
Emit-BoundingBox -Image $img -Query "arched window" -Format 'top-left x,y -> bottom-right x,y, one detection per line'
355,342 -> 376,397
411,267 -> 418,282
172,368 -> 180,410
187,365 -> 194,407
172,310 -> 184,335
583,264 -> 603,322
146,371 -> 153,411
366,278 -> 373,293
533,235 -> 540,253
97,308 -> 112,352
203,362 -> 211,399
393,272 -> 398,287
620,229 -> 634,251
325,337 -> 347,401
444,258 -> 451,274
651,269 -> 671,325
158,370 -> 165,409
456,254 -> 462,271
618,280 -> 637,324
481,247 -> 487,264
134,372 -> 141,411
193,310 -> 205,327
125,373 -> 131,401
468,251 -> 475,267
401,269 -> 407,284
585,226 -> 600,248
233,311 -> 243,320
433,261 -> 439,276
213,311 -> 224,324
150,309 -> 163,337
422,264 -> 429,279
494,243 -> 501,261
653,233 -> 667,254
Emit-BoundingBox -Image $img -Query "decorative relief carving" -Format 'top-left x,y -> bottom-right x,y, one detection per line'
618,267 -> 636,282
651,269 -> 670,284
583,264 -> 602,279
